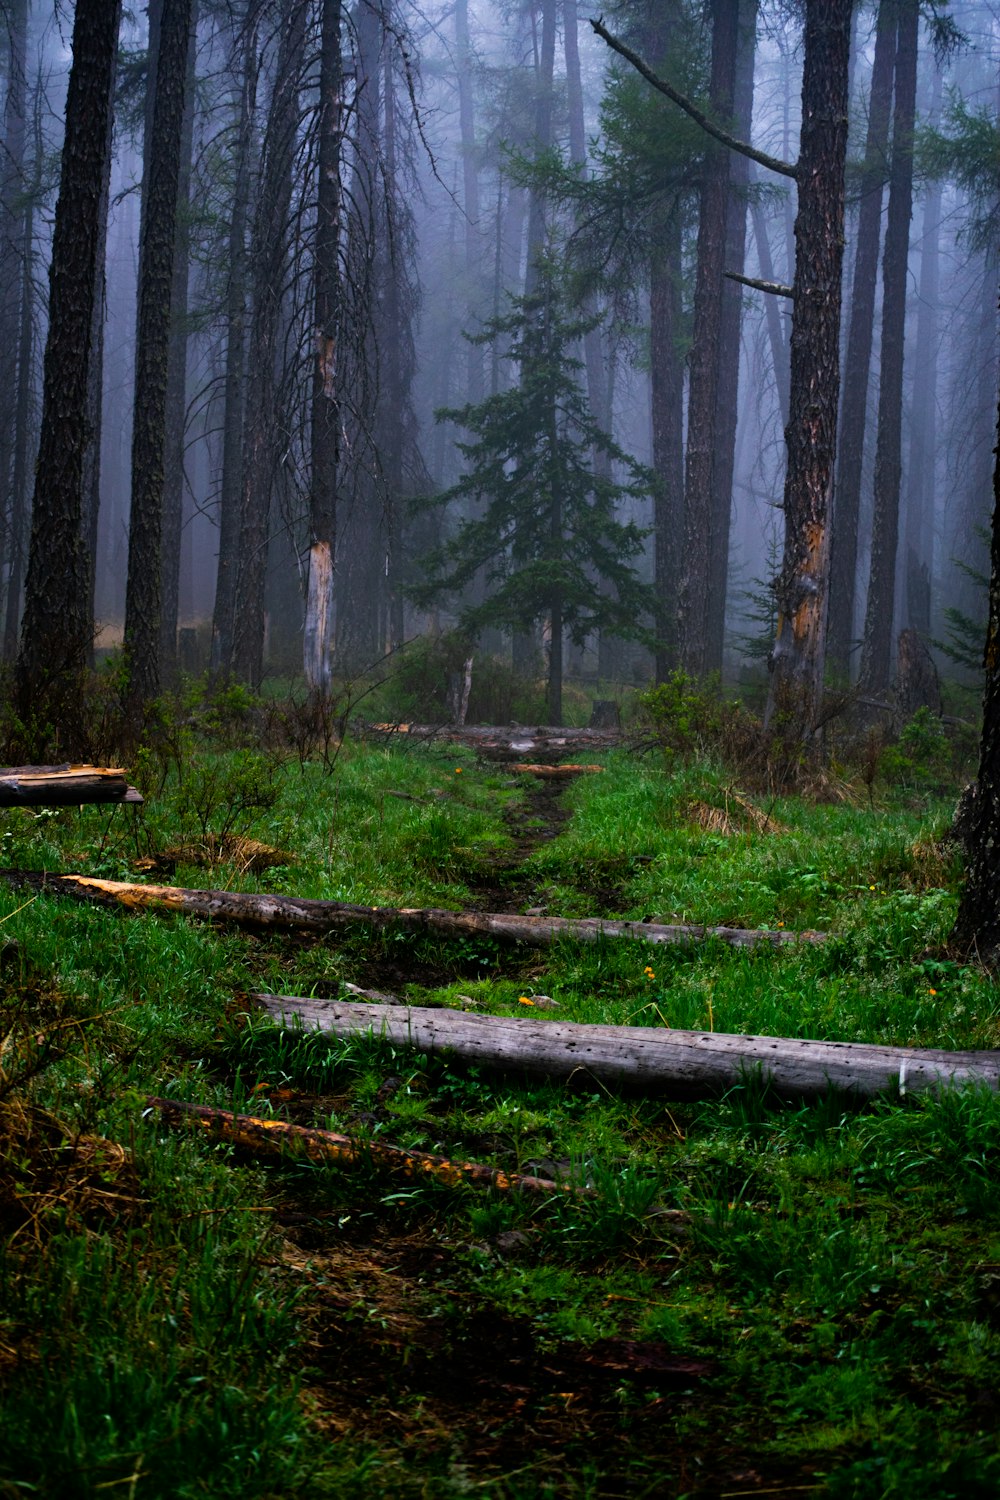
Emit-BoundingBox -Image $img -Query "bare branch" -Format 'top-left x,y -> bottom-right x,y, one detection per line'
726,269 -> 794,299
589,17 -> 797,182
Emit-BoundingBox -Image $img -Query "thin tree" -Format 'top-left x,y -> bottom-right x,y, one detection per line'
859,0 -> 919,698
14,0 -> 123,757
827,0 -> 896,678
304,0 -> 343,697
231,0 -> 305,687
123,0 -> 195,722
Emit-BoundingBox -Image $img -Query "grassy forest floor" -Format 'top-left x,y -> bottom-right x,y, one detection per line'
1,684 -> 999,1498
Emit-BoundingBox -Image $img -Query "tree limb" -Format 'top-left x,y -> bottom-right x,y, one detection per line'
589,17 -> 798,181
725,270 -> 794,299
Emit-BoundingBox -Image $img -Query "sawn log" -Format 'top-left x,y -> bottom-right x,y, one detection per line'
0,764 -> 142,806
0,870 -> 824,950
251,995 -> 1000,1101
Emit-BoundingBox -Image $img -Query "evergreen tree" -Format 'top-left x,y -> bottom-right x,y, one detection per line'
415,258 -> 654,725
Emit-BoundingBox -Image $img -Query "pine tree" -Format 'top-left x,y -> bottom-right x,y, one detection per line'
415,258 -> 654,725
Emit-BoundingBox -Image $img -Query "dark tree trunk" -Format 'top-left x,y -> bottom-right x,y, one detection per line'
455,0 -> 483,404
14,0 -> 122,757
523,0 -> 556,292
651,214 -> 684,681
0,0 -> 29,662
123,0 -> 194,721
0,0 -> 27,636
211,25 -> 255,681
827,0 -> 895,679
160,0 -> 198,681
952,365 -> 1000,958
748,165 -> 789,426
903,69 -> 942,639
859,0 -> 919,698
231,0 -> 305,687
764,0 -> 852,739
679,0 -> 739,677
705,0 -> 757,675
304,0 -> 342,697
2,170 -> 33,662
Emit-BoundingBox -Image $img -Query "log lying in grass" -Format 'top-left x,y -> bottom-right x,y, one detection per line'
145,1095 -> 577,1193
0,870 -> 824,951
511,763 -> 605,777
364,723 -> 621,757
0,764 -> 143,806
252,996 -> 1000,1101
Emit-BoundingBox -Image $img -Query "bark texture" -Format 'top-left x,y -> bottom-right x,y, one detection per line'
257,997 -> 1000,1101
304,0 -> 342,696
764,0 -> 852,740
14,0 -> 122,756
827,0 -> 895,678
859,0 -> 918,697
952,369 -> 1000,958
123,0 -> 194,719
2,870 -> 825,951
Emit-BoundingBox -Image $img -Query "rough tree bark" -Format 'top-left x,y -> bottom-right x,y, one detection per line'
211,20 -> 256,681
678,0 -> 740,678
258,997 -> 1000,1101
952,359 -> 1000,958
827,1 -> 895,679
123,0 -> 194,722
903,66 -> 942,638
14,0 -> 122,757
705,0 -> 757,675
159,0 -> 199,681
762,0 -> 851,739
304,0 -> 343,698
860,0 -> 919,699
0,0 -> 30,662
231,0 -> 305,687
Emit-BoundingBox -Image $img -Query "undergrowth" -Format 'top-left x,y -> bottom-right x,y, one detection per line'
0,700 -> 996,1497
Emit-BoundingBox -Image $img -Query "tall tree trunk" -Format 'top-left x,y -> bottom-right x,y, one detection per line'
903,66 -> 942,639
763,0 -> 852,740
678,0 -> 739,678
523,0 -> 556,291
304,0 -> 342,698
748,165 -> 789,426
455,0 -> 483,405
160,0 -> 198,681
651,213 -> 684,681
381,18 -> 407,654
859,0 -> 919,698
2,171 -> 33,662
123,0 -> 194,721
0,0 -> 27,640
14,0 -> 122,757
211,23 -> 255,681
951,356 -> 1000,958
826,0 -> 895,678
231,0 -> 305,687
0,0 -> 29,661
705,0 -> 757,675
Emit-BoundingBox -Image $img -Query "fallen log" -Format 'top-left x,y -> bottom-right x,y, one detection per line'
363,723 -> 622,758
0,764 -> 142,806
511,763 -> 605,777
251,996 -> 1000,1101
145,1095 -> 577,1193
0,870 -> 824,951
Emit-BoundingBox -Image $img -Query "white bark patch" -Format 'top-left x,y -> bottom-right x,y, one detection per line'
304,540 -> 334,694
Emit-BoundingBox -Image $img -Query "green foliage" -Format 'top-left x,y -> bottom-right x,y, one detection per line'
0,721 -> 996,1494
879,707 -> 967,796
637,671 -> 759,765
413,256 -> 655,662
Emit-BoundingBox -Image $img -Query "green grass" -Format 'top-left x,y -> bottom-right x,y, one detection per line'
0,723 -> 998,1496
